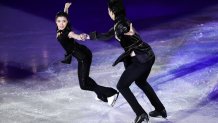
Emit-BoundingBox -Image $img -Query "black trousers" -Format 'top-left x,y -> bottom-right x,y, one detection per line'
74,45 -> 117,102
117,56 -> 165,116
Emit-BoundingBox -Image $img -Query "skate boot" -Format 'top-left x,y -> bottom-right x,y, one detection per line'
134,113 -> 149,123
149,109 -> 167,118
95,95 -> 108,102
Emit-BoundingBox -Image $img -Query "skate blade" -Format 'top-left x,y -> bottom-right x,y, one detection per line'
108,92 -> 119,107
132,120 -> 150,123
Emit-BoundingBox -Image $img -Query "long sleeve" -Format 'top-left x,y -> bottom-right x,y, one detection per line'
89,27 -> 114,41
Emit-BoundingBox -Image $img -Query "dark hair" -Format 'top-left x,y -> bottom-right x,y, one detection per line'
55,11 -> 71,31
108,0 -> 126,18
55,11 -> 69,20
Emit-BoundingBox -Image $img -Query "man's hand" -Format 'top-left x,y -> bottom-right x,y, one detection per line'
79,33 -> 90,41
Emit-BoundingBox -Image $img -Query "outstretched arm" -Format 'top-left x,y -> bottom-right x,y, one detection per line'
68,31 -> 88,41
64,2 -> 72,14
89,27 -> 114,41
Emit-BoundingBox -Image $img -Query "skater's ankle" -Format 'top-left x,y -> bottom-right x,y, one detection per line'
149,109 -> 167,118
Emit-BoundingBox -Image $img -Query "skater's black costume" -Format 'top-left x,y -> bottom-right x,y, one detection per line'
56,13 -> 117,102
90,17 -> 165,115
89,0 -> 167,122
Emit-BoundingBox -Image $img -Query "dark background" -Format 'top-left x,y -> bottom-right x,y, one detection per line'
1,0 -> 218,31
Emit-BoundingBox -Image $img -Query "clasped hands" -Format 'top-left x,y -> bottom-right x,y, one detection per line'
79,33 -> 90,41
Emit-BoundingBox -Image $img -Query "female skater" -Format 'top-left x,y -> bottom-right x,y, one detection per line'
89,0 -> 167,122
56,2 -> 119,106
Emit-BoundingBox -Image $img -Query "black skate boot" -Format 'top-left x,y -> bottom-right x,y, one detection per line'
95,95 -> 108,102
134,113 -> 149,123
149,109 -> 167,118
95,92 -> 119,107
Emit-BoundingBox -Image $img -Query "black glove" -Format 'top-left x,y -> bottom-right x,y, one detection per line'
89,31 -> 97,40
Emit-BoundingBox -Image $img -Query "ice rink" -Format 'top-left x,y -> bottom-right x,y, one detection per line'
0,3 -> 218,123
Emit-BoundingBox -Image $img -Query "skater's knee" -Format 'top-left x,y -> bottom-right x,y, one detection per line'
117,83 -> 129,91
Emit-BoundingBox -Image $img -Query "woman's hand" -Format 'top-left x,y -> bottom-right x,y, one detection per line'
79,33 -> 90,41
65,2 -> 72,9
124,23 -> 135,36
64,2 -> 72,13
68,32 -> 90,41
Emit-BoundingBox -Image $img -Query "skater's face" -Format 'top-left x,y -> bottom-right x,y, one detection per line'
56,16 -> 68,30
108,7 -> 115,21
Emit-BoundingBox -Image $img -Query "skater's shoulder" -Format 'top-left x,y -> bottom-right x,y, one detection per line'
56,26 -> 72,40
115,18 -> 131,35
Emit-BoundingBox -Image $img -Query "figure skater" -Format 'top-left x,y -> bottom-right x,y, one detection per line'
88,0 -> 167,122
55,2 -> 119,106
